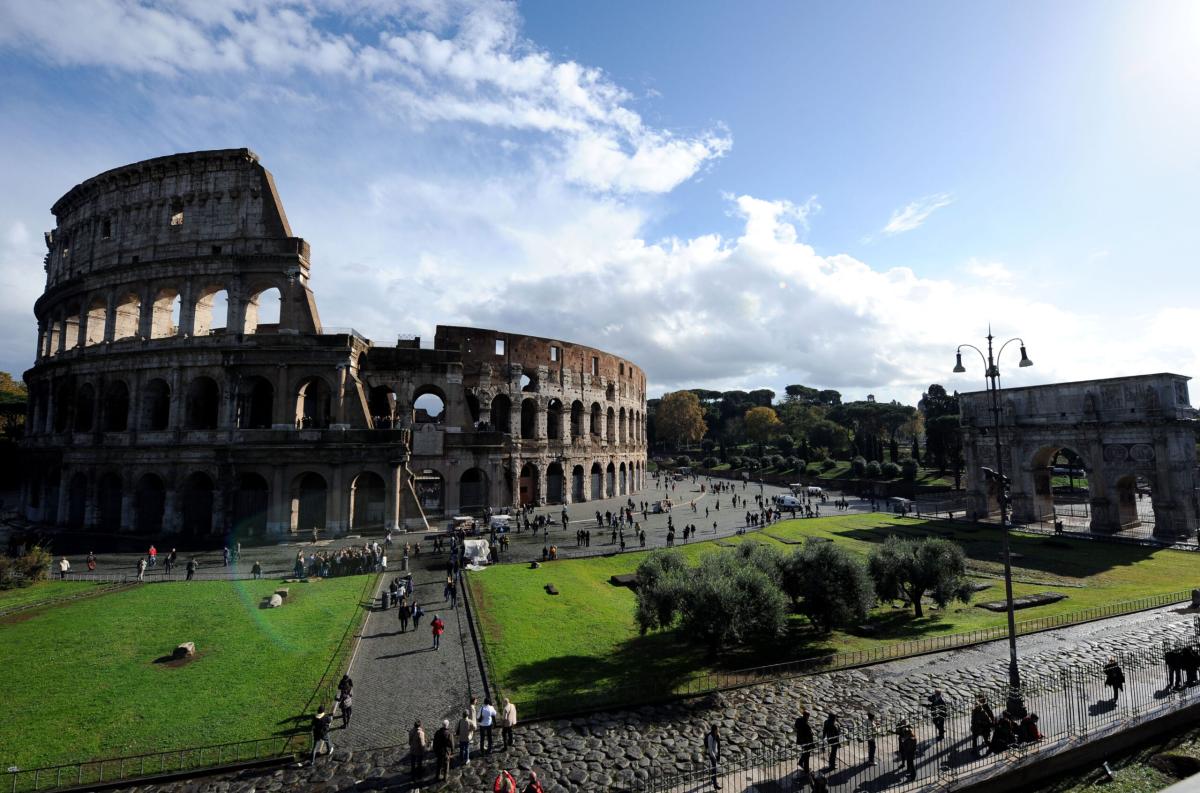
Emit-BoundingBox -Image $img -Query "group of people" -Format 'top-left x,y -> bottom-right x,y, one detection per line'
293,543 -> 386,579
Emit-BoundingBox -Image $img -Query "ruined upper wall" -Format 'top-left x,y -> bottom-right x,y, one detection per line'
959,373 -> 1194,427
43,149 -> 304,288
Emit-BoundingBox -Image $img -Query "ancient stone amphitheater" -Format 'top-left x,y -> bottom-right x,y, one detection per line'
21,149 -> 647,543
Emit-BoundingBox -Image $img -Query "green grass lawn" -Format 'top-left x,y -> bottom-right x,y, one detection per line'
468,513 -> 1197,710
0,576 -> 371,770
0,580 -> 103,611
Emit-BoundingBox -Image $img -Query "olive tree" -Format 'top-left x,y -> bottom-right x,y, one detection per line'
867,536 -> 973,618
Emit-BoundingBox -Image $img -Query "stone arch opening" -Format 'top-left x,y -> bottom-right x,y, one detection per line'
141,378 -> 171,430
134,473 -> 166,535
238,376 -> 274,429
150,288 -> 180,339
466,391 -> 481,424
606,407 -> 616,442
46,314 -> 61,356
519,462 -> 539,506
97,472 -> 123,533
547,399 -> 563,440
520,398 -> 537,440
368,385 -> 397,428
186,376 -> 221,430
571,464 -> 585,501
619,407 -> 627,444
113,292 -> 141,340
546,462 -> 564,504
62,304 -> 81,350
590,462 -> 603,500
295,377 -> 332,428
590,402 -> 601,437
180,472 -> 215,537
490,394 -> 511,433
619,461 -> 627,496
606,383 -> 615,401
52,381 -> 74,433
459,468 -> 488,514
85,296 -> 107,346
290,472 -> 327,533
606,462 -> 616,497
414,386 -> 446,425
520,372 -> 538,392
67,473 -> 87,529
243,286 -> 281,334
233,473 -> 269,537
570,400 -> 584,439
102,380 -> 130,432
194,285 -> 229,335
414,470 -> 445,516
1030,445 -> 1090,526
74,383 -> 95,432
350,471 -> 386,531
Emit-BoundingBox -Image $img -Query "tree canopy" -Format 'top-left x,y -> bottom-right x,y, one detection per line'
655,391 -> 708,448
867,536 -> 973,618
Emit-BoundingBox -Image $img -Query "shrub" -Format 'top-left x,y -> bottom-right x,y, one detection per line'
729,455 -> 744,469
676,455 -> 692,467
881,461 -> 902,479
701,439 -> 716,455
789,457 -> 805,472
865,460 -> 882,478
0,545 -> 53,589
782,540 -> 875,633
703,456 -> 719,469
901,459 -> 919,481
820,457 -> 837,472
769,454 -> 786,468
851,456 -> 867,476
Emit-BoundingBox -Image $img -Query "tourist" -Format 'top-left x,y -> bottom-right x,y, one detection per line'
456,710 -> 474,765
1104,657 -> 1125,702
432,614 -> 445,650
989,711 -> 1015,753
811,772 -> 828,793
58,556 -> 70,579
398,599 -> 412,632
413,603 -> 425,630
148,544 -> 157,567
897,719 -> 917,779
86,551 -> 96,571
865,712 -> 877,765
186,557 -> 197,580
251,560 -> 262,579
501,697 -> 518,750
821,712 -> 841,770
1018,712 -> 1043,743
222,546 -> 230,566
970,695 -> 994,754
136,557 -> 146,582
338,675 -> 353,698
493,770 -> 517,792
336,687 -> 352,728
310,705 -> 333,764
522,770 -> 544,793
794,708 -> 813,773
409,719 -> 428,778
433,719 -> 453,780
704,724 -> 721,790
927,689 -> 948,740
479,698 -> 498,754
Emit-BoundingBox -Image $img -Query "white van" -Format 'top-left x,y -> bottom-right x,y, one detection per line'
775,494 -> 803,508
806,486 -> 824,497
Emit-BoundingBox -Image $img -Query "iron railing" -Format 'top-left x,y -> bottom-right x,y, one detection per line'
633,626 -> 1200,792
508,589 -> 1195,721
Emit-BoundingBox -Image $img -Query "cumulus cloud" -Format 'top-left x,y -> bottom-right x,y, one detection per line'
963,258 -> 1013,284
882,192 -> 953,235
0,0 -> 729,194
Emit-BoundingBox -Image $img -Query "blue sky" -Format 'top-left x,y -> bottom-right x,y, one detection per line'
1,0 -> 1198,403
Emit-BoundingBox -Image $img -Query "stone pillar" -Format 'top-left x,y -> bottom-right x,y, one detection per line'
137,286 -> 154,339
77,310 -> 89,352
162,486 -> 180,534
509,401 -> 521,440
178,281 -> 196,337
226,284 -> 245,336
168,368 -> 183,430
384,464 -> 400,533
536,399 -> 548,440
329,466 -> 345,535
211,485 -> 226,536
333,365 -> 349,429
536,464 -> 548,505
268,467 -> 287,535
56,470 -> 71,527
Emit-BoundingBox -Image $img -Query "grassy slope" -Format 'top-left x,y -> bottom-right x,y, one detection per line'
469,514 -> 1196,705
0,580 -> 101,611
0,576 -> 369,769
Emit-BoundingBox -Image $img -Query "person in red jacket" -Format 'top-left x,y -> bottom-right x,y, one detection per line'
522,770 -> 545,793
431,614 -> 445,650
493,770 -> 517,793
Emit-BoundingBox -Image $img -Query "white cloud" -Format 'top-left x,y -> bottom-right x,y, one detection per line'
882,192 -> 953,235
963,258 -> 1013,284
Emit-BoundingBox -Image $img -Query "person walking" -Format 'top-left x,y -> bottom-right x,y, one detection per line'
794,708 -> 814,773
310,705 -> 333,765
432,614 -> 445,650
408,720 -> 428,780
433,719 -> 453,781
86,551 -> 96,571
336,688 -> 352,728
927,689 -> 948,740
865,712 -> 877,766
398,600 -> 412,633
413,602 -> 425,630
501,697 -> 518,750
479,697 -> 498,754
58,556 -> 70,579
704,724 -> 721,790
1104,657 -> 1126,703
251,560 -> 262,579
136,557 -> 146,582
456,710 -> 474,765
821,712 -> 841,770
186,557 -> 197,580
970,695 -> 995,754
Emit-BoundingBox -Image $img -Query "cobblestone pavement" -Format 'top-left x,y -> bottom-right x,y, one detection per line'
120,602 -> 1198,793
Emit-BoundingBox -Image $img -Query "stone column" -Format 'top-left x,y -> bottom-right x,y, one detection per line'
56,470 -> 71,527
168,368 -> 183,430
137,286 -> 154,339
178,281 -> 196,337
103,291 -> 117,343
536,464 -> 548,505
333,365 -> 349,429
268,467 -> 287,535
329,466 -> 346,535
384,464 -> 400,533
273,364 -> 292,429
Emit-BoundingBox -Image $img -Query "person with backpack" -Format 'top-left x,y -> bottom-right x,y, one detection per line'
897,720 -> 918,780
821,712 -> 841,770
493,770 -> 517,793
336,687 -> 352,728
310,705 -> 333,765
794,708 -> 814,773
1104,657 -> 1126,702
970,695 -> 995,754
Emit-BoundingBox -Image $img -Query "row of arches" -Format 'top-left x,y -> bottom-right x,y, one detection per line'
38,282 -> 286,359
514,459 -> 645,505
480,394 -> 645,445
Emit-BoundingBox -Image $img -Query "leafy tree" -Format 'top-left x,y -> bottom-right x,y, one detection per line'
901,459 -> 919,481
744,406 -> 783,450
851,456 -> 867,477
865,460 -> 882,478
910,437 -> 921,464
867,536 -> 973,618
808,418 -> 851,458
633,549 -> 689,634
0,372 -> 27,404
734,539 -> 784,585
678,552 -> 788,653
676,455 -> 692,467
701,438 -> 716,455
789,457 -> 805,472
784,384 -> 820,404
881,461 -> 901,479
777,434 -> 796,457
703,456 -> 719,469
817,389 -> 842,407
656,391 -> 708,449
919,384 -> 959,420
729,455 -> 744,469
782,541 -> 875,632
748,388 -> 776,407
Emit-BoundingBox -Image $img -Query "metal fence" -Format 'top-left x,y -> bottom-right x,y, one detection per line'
633,623 -> 1200,792
4,735 -> 303,793
513,589 -> 1195,721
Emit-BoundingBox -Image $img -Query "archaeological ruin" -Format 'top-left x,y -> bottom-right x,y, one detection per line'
20,149 -> 647,542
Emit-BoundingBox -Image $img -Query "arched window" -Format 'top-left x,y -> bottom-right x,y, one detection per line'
103,380 -> 130,431
590,403 -> 602,437
186,376 -> 221,430
134,473 -> 166,534
547,399 -> 563,440
194,285 -> 229,335
180,472 -> 215,537
606,462 -> 616,497
490,394 -> 512,433
414,387 -> 446,425
291,472 -> 328,533
350,471 -> 386,530
113,292 -> 141,340
52,381 -> 74,433
520,372 -> 538,392
519,462 -> 538,505
74,383 -> 95,432
520,398 -> 537,440
460,468 -> 489,513
619,462 -> 627,495
62,305 -> 81,350
150,288 -> 181,339
571,465 -> 586,502
233,473 -> 269,537
243,286 -> 282,334
570,400 -> 584,439
546,462 -> 564,504
368,385 -> 398,428
295,377 -> 332,428
590,462 -> 603,500
141,378 -> 171,431
85,296 -> 107,346
238,376 -> 274,429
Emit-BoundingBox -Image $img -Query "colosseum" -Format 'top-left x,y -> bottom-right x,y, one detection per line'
20,149 -> 647,544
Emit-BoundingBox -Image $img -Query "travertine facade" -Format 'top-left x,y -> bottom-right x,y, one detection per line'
21,149 -> 646,541
960,373 -> 1199,538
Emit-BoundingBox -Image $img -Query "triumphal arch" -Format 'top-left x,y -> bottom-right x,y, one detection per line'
960,373 -> 1199,539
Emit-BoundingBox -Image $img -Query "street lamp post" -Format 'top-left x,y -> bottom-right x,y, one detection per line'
955,327 -> 1033,716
